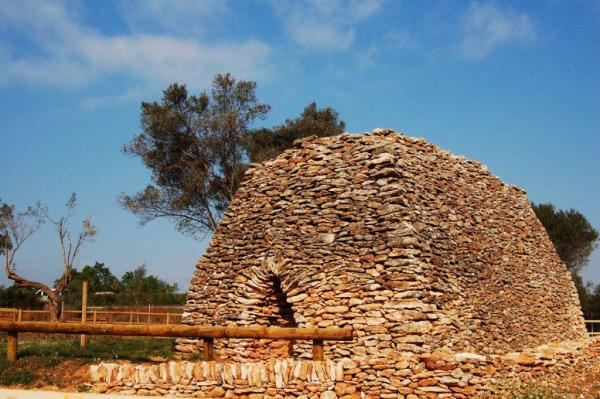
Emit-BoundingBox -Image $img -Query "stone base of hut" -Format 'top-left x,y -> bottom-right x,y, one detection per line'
89,338 -> 599,398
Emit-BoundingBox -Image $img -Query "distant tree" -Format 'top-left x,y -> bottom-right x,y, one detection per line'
60,262 -> 120,308
533,203 -> 599,272
0,285 -> 44,309
247,102 -> 345,163
0,233 -> 9,256
1,195 -> 96,321
571,272 -> 593,314
118,264 -> 182,306
589,284 -> 600,319
120,74 -> 270,239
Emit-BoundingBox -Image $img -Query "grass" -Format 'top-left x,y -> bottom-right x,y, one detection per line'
0,333 -> 180,388
6,335 -> 176,361
0,366 -> 36,385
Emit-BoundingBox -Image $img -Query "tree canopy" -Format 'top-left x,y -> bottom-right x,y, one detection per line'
533,202 -> 599,320
120,74 -> 270,239
532,203 -> 598,272
246,102 -> 345,163
59,262 -> 121,307
59,262 -> 184,308
119,264 -> 182,306
121,73 -> 346,239
0,285 -> 44,309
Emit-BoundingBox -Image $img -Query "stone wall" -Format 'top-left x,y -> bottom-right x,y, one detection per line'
163,129 -> 590,397
90,339 -> 600,398
180,129 -> 585,360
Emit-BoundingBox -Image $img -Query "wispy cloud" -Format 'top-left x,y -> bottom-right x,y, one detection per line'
116,0 -> 228,37
0,0 -> 271,95
274,0 -> 384,52
460,2 -> 536,59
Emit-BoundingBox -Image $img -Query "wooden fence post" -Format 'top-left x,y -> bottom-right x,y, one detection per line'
203,338 -> 215,361
93,310 -> 97,324
7,331 -> 18,362
312,339 -> 324,360
166,313 -> 170,325
17,309 -> 22,322
80,281 -> 88,351
129,311 -> 134,325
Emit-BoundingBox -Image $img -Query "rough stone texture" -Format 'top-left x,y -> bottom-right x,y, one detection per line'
179,129 -> 585,360
98,128 -> 592,398
90,339 -> 600,398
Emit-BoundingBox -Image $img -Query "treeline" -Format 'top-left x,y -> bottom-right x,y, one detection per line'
573,274 -> 600,319
0,262 -> 185,309
532,203 -> 599,319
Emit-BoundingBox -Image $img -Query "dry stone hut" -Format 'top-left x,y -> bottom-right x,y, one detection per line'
93,130 -> 594,398
180,129 -> 586,362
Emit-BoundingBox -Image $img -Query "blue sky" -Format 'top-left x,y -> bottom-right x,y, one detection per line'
0,0 -> 599,291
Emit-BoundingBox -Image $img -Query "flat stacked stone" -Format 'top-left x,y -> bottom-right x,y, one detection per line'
105,127 -> 594,398
180,129 -> 584,360
91,339 -> 600,398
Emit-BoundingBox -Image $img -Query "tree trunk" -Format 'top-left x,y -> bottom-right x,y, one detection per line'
47,295 -> 61,322
5,271 -> 64,321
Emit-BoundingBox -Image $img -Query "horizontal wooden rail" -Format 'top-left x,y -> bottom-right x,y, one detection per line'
0,321 -> 352,340
0,308 -> 182,325
0,321 -> 352,362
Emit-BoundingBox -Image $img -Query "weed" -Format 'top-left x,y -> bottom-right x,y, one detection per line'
0,334 -> 178,387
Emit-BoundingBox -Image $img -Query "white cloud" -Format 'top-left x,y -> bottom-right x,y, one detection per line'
117,0 -> 228,36
274,0 -> 384,52
460,2 -> 536,59
0,0 -> 271,94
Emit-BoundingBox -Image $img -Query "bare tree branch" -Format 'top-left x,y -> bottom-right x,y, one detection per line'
2,195 -> 96,321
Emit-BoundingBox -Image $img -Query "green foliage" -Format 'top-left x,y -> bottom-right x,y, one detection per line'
0,201 -> 14,254
8,336 -> 175,362
119,264 -> 182,306
533,203 -> 600,318
0,364 -> 36,385
576,274 -> 600,319
532,203 -> 598,272
0,285 -> 44,309
120,74 -> 270,238
121,75 -> 346,239
0,335 -> 179,387
246,102 -> 345,163
59,262 -> 121,307
60,262 -> 185,308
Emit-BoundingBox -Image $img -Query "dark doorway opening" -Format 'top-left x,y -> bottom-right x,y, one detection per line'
266,275 -> 297,356
267,276 -> 297,327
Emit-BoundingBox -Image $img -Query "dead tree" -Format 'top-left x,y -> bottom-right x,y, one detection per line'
1,194 -> 96,321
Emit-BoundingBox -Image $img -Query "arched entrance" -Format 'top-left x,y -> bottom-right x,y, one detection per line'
240,257 -> 299,358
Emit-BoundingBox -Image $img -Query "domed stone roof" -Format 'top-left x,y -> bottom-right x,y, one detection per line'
181,129 -> 585,360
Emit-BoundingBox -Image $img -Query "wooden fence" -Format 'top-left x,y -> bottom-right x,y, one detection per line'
0,320 -> 353,362
0,307 -> 182,325
587,320 -> 600,336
